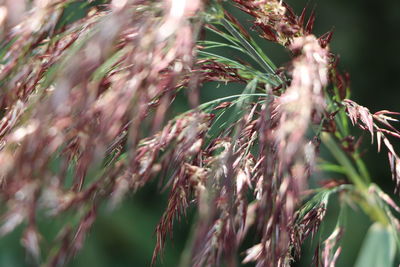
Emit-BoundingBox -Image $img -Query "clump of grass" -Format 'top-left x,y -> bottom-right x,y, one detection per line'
0,1 -> 399,266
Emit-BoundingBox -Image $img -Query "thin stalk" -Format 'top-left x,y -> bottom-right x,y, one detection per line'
321,132 -> 389,225
220,18 -> 283,85
321,133 -> 365,189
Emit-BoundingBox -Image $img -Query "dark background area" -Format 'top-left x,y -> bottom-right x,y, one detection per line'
0,0 -> 399,266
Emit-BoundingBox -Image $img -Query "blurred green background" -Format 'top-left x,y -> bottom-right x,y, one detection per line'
1,0 -> 399,266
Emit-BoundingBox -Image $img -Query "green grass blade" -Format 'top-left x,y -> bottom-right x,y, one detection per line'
355,223 -> 396,267
220,18 -> 280,81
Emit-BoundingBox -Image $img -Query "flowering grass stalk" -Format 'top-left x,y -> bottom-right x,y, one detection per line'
0,0 -> 399,266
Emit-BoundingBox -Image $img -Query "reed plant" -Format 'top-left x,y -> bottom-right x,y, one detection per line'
0,0 -> 399,266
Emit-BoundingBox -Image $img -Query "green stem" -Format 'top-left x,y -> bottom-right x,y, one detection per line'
321,132 -> 389,225
220,18 -> 283,86
321,133 -> 366,190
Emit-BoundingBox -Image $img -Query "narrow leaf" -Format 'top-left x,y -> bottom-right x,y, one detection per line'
354,223 -> 396,267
